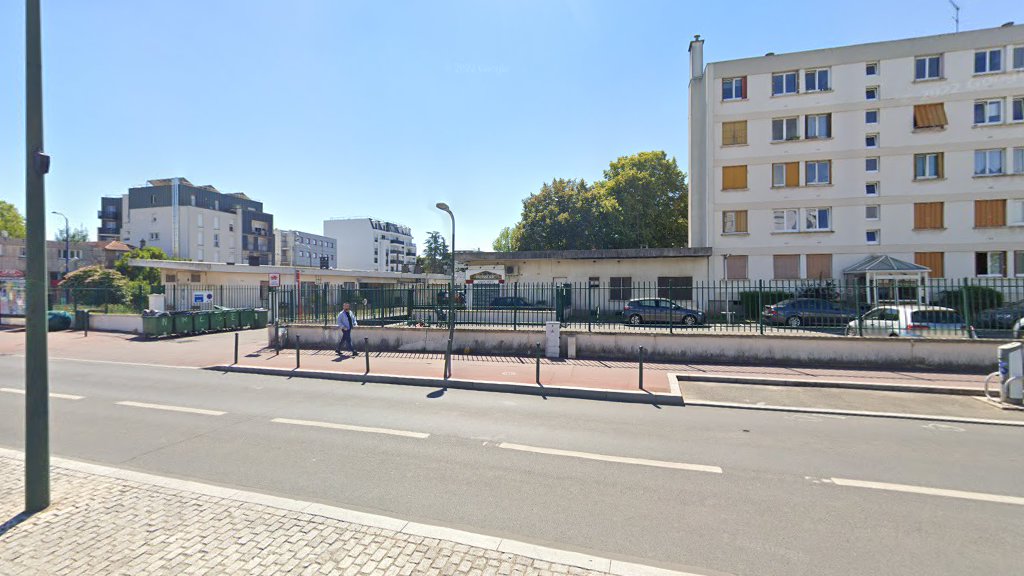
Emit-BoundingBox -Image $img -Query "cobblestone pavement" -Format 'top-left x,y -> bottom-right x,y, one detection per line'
0,456 -> 613,576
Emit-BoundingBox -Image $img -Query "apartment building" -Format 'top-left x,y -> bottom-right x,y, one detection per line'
274,229 -> 337,268
323,218 -> 417,272
688,24 -> 1024,284
101,178 -> 275,265
0,236 -> 131,286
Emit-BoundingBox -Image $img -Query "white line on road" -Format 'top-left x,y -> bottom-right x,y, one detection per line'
271,418 -> 430,439
116,401 -> 226,416
497,442 -> 723,474
830,477 -> 1024,506
0,387 -> 84,400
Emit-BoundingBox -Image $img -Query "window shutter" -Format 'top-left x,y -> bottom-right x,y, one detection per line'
975,199 -> 1006,228
805,254 -> 833,279
914,252 -> 944,277
736,120 -> 747,144
740,77 -> 747,99
773,254 -> 800,280
785,162 -> 800,187
914,202 -> 944,229
726,255 -> 748,280
722,121 -> 747,145
914,103 -> 947,128
937,152 -> 944,178
723,165 -> 747,190
735,210 -> 748,233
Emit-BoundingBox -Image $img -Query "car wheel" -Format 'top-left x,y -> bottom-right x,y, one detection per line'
888,333 -> 899,338
628,314 -> 643,326
682,315 -> 697,326
786,316 -> 802,327
845,326 -> 855,336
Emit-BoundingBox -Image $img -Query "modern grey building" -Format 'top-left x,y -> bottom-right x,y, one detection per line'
274,229 -> 337,268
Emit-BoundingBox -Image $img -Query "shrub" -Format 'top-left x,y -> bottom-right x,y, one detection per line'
58,266 -> 129,307
739,290 -> 793,319
931,286 -> 1004,313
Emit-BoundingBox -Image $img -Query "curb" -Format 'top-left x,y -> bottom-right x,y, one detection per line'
673,372 -> 983,396
208,365 -> 684,406
681,400 -> 1024,427
0,448 -> 702,576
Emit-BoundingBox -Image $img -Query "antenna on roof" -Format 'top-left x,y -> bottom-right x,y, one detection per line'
949,0 -> 960,32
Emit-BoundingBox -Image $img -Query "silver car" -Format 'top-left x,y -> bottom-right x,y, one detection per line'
845,305 -> 973,338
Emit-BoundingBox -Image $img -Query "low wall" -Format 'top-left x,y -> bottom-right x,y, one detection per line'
278,324 -> 1004,371
86,313 -> 143,334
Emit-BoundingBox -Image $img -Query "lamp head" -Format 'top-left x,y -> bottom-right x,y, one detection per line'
435,202 -> 451,213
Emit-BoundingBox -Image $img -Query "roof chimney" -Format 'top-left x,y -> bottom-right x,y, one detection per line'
689,34 -> 704,80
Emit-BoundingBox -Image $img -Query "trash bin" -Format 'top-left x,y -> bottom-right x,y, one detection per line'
172,311 -> 195,335
208,309 -> 226,332
193,310 -> 211,333
252,308 -> 269,329
238,308 -> 255,328
142,311 -> 172,338
47,310 -> 73,331
223,309 -> 240,330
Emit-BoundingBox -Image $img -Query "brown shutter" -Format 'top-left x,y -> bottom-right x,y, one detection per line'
739,76 -> 747,99
735,210 -> 748,233
914,202 -> 944,229
975,199 -> 1007,228
914,252 -> 945,277
723,165 -> 747,190
736,120 -> 747,144
913,103 -> 948,129
805,254 -> 833,279
937,152 -> 944,178
773,254 -> 800,280
785,162 -> 800,187
726,255 -> 748,280
722,121 -> 747,145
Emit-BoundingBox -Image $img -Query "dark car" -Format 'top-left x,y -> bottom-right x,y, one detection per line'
489,296 -> 534,309
622,298 -> 705,326
762,298 -> 858,327
974,299 -> 1024,330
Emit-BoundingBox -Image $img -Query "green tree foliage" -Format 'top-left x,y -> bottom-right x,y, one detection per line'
499,151 -> 688,251
0,201 -> 26,239
115,246 -> 169,287
55,225 -> 90,243
421,231 -> 450,274
58,266 -> 129,306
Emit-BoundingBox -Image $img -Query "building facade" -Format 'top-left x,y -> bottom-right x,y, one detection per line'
0,237 -> 131,286
688,25 -> 1024,284
103,178 -> 275,265
274,229 -> 337,268
323,218 -> 416,272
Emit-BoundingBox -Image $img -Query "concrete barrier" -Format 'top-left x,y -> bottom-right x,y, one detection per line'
86,313 -> 143,334
283,324 -> 542,356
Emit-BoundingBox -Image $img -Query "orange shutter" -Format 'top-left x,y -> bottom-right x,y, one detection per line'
773,254 -> 800,280
723,166 -> 747,190
785,162 -> 800,187
975,199 -> 1007,228
914,202 -> 944,229
914,252 -> 945,277
913,103 -> 948,129
722,121 -> 747,146
726,255 -> 748,279
805,254 -> 833,279
735,210 -> 748,233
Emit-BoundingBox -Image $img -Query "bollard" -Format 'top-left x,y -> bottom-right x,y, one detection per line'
364,337 -> 370,374
638,345 -> 645,390
535,342 -> 541,384
83,310 -> 89,337
233,332 -> 239,365
295,335 -> 300,370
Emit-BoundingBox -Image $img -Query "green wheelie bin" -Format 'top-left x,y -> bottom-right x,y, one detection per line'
193,310 -> 211,333
208,309 -> 226,331
223,309 -> 240,330
252,308 -> 269,329
142,312 -> 172,338
238,308 -> 256,328
172,311 -> 195,335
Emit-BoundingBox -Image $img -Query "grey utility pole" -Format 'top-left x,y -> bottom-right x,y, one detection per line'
435,203 -> 455,379
25,0 -> 51,513
52,211 -> 68,276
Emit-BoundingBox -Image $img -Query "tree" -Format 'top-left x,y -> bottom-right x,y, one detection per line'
55,224 -> 90,243
492,225 -> 523,252
515,178 -> 618,251
0,201 -> 26,239
58,266 -> 129,306
421,231 -> 450,274
115,246 -> 169,287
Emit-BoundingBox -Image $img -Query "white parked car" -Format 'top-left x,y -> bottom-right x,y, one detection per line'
845,305 -> 974,338
1013,317 -> 1023,339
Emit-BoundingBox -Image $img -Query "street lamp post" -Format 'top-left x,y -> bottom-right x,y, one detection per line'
435,203 -> 455,379
52,211 -> 68,277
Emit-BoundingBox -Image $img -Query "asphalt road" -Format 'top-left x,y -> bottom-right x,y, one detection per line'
1,355 -> 1022,576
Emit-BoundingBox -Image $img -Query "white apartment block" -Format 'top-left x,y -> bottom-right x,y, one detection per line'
274,229 -> 337,268
688,25 -> 1024,285
323,218 -> 417,273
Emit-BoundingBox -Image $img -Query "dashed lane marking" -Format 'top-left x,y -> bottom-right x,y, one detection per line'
116,401 -> 226,416
497,442 -> 723,474
1,387 -> 84,400
271,417 -> 430,439
830,477 -> 1024,506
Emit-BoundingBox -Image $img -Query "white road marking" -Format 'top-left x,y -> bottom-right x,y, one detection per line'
271,417 -> 429,439
3,354 -> 201,370
116,401 -> 225,416
0,387 -> 84,400
497,442 -> 723,474
830,477 -> 1024,506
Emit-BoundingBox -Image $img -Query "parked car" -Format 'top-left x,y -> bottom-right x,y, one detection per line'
489,296 -> 535,309
1013,317 -> 1023,339
845,305 -> 973,338
973,299 -> 1024,330
762,298 -> 859,327
622,298 -> 705,326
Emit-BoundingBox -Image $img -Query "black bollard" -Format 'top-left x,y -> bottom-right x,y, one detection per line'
638,345 -> 645,390
364,337 -> 370,374
535,342 -> 541,384
233,332 -> 239,365
295,335 -> 301,369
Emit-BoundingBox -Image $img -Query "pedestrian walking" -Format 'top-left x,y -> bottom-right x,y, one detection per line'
335,302 -> 359,356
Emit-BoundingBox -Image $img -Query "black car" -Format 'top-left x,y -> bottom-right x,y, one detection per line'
974,299 -> 1024,329
489,296 -> 534,308
762,298 -> 859,327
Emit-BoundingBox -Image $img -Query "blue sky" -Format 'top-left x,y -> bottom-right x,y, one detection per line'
1,1 -> 1019,250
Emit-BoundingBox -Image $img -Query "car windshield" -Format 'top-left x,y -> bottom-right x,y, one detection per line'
911,310 -> 963,324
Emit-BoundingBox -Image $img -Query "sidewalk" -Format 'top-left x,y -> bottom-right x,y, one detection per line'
0,451 -> 674,576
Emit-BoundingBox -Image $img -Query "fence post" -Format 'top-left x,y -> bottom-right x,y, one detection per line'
295,335 -> 300,370
587,285 -> 592,332
856,280 -> 864,337
758,280 -> 765,335
535,342 -> 541,384
233,332 -> 239,365
638,345 -> 645,390
960,278 -> 972,330
364,337 -> 370,374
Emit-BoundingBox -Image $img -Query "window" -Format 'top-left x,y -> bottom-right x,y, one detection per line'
865,182 -> 879,196
197,232 -> 204,246
865,109 -> 878,124
805,114 -> 831,139
805,160 -> 831,185
914,152 -> 943,180
974,48 -> 1002,74
725,255 -> 748,280
1008,199 -> 1024,225
58,249 -> 83,260
915,252 -> 945,278
974,99 -> 1003,124
865,134 -> 878,148
773,255 -> 800,280
1015,46 -> 1024,70
865,86 -> 878,100
771,117 -> 800,141
976,251 -> 1006,276
914,202 -> 944,229
657,277 -> 693,301
806,254 -> 833,279
1012,97 -> 1023,122
213,216 -> 220,229
722,77 -> 746,101
804,68 -> 830,92
866,229 -> 880,244
974,199 -> 1006,228
975,149 -> 1005,175
722,210 -> 748,234
865,157 -> 879,172
772,71 -> 798,95
804,207 -> 831,231
722,120 -> 748,145
228,222 -> 234,232
189,273 -> 201,283
915,55 -> 942,80
865,62 -> 878,76
213,233 -> 220,248
722,165 -> 748,190
610,277 -> 632,301
865,205 -> 880,220
913,103 -> 947,129
197,214 -> 203,227
772,162 -> 800,187
1016,251 -> 1024,277
149,232 -> 159,240
773,209 -> 799,232
197,248 -> 204,261
150,194 -> 156,205
1015,147 -> 1024,174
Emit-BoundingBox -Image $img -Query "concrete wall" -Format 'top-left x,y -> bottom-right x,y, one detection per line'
282,325 -> 541,356
86,313 -> 143,334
